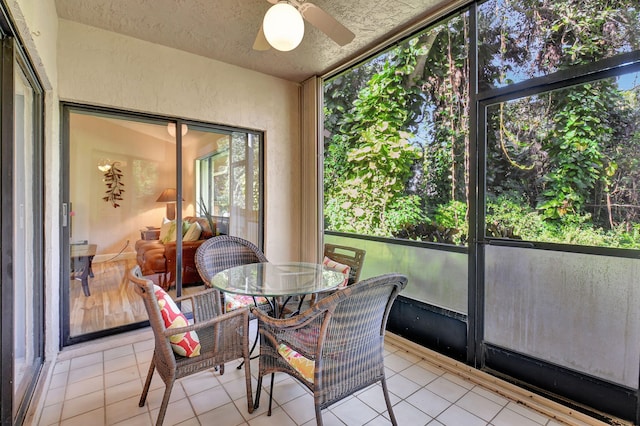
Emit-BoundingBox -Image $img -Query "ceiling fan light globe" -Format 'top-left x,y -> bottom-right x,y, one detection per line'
263,2 -> 304,52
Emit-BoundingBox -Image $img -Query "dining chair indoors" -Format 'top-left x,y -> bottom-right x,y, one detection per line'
252,273 -> 408,426
129,265 -> 253,426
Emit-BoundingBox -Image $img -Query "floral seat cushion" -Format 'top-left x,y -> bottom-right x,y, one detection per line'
277,343 -> 315,383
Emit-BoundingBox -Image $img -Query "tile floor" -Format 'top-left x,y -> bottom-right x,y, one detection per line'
35,325 -> 605,426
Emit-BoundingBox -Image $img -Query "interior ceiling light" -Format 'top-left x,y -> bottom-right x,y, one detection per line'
167,122 -> 188,137
263,2 -> 304,51
254,0 -> 355,52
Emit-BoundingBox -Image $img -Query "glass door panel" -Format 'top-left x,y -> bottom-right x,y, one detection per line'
65,110 -> 175,342
12,51 -> 43,420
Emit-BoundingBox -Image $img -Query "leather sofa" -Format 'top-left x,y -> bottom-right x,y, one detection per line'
135,216 -> 215,289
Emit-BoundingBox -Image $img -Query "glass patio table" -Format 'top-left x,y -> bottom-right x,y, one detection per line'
210,262 -> 347,318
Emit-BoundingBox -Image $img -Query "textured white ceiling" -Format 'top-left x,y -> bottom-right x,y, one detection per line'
54,0 -> 452,82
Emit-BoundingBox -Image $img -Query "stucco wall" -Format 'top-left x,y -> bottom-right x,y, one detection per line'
11,1 -> 304,358
11,0 -> 61,359
56,19 -> 302,264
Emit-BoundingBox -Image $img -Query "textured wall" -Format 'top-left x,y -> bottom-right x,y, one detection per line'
57,19 -> 302,263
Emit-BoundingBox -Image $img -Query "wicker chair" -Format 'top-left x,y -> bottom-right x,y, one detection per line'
253,273 -> 408,426
296,243 -> 367,312
195,235 -> 273,316
128,265 -> 253,426
324,243 -> 366,285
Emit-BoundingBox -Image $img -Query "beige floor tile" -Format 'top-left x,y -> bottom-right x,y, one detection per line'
65,375 -> 104,400
436,404 -> 487,426
197,401 -> 247,426
391,400 -> 432,426
249,407 -> 297,426
104,352 -> 137,373
59,407 -> 105,426
61,390 -> 104,420
103,344 -> 134,361
386,373 -> 422,399
104,364 -> 140,388
330,395 -> 379,425
37,402 -> 62,426
105,377 -> 143,406
492,407 -> 546,426
357,384 -> 401,414
69,352 -> 103,369
455,389 -> 504,421
189,386 -> 233,415
105,396 -> 149,425
425,376 -> 468,403
149,397 -> 195,426
406,388 -> 451,418
280,392 -> 315,424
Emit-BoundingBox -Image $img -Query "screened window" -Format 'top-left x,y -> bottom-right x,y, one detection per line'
196,131 -> 262,245
485,71 -> 640,248
477,0 -> 640,91
323,12 -> 471,246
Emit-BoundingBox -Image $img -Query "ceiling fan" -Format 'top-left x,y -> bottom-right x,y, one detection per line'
254,0 -> 355,52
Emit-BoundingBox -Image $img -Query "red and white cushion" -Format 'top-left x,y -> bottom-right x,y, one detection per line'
154,285 -> 201,357
322,256 -> 350,288
224,294 -> 270,312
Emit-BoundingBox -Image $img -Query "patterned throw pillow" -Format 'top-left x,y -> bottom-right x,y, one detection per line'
277,343 -> 315,383
183,221 -> 202,241
322,256 -> 350,288
153,285 -> 201,357
159,220 -> 177,243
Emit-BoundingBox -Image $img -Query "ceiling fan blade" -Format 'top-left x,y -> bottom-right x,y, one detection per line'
298,2 -> 354,46
253,25 -> 271,51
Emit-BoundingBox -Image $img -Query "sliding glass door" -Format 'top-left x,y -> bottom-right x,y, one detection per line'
0,35 -> 45,424
61,106 -> 263,345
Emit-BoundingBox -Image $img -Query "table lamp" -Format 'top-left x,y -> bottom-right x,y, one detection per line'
156,188 -> 183,220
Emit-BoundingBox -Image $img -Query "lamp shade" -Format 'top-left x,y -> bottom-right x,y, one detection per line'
263,2 -> 304,51
156,188 -> 182,202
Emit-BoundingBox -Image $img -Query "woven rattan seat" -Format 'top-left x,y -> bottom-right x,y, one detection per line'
253,273 -> 407,426
129,265 -> 253,426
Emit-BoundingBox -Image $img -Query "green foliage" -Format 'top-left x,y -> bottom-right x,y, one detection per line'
538,83 -> 617,220
323,0 -> 640,251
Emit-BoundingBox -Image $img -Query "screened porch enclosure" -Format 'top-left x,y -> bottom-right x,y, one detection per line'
322,0 -> 640,422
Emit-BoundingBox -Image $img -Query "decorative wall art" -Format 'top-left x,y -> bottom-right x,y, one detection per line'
101,161 -> 125,207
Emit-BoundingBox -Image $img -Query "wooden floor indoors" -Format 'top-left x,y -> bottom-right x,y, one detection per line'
69,257 -> 205,337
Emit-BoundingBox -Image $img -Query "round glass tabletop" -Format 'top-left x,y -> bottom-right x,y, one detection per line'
210,262 -> 347,297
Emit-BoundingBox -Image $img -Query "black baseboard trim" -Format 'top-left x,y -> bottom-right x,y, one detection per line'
483,343 -> 638,423
387,296 -> 467,361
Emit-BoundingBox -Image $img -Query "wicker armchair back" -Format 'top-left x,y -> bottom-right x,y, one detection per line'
253,273 -> 408,426
129,265 -> 253,425
323,243 -> 366,285
195,235 -> 272,315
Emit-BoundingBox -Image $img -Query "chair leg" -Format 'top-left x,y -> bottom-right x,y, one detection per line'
243,352 -> 254,414
155,381 -> 174,426
139,358 -> 156,407
381,376 -> 398,426
268,373 -> 275,416
254,374 -> 263,410
315,404 -> 324,426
